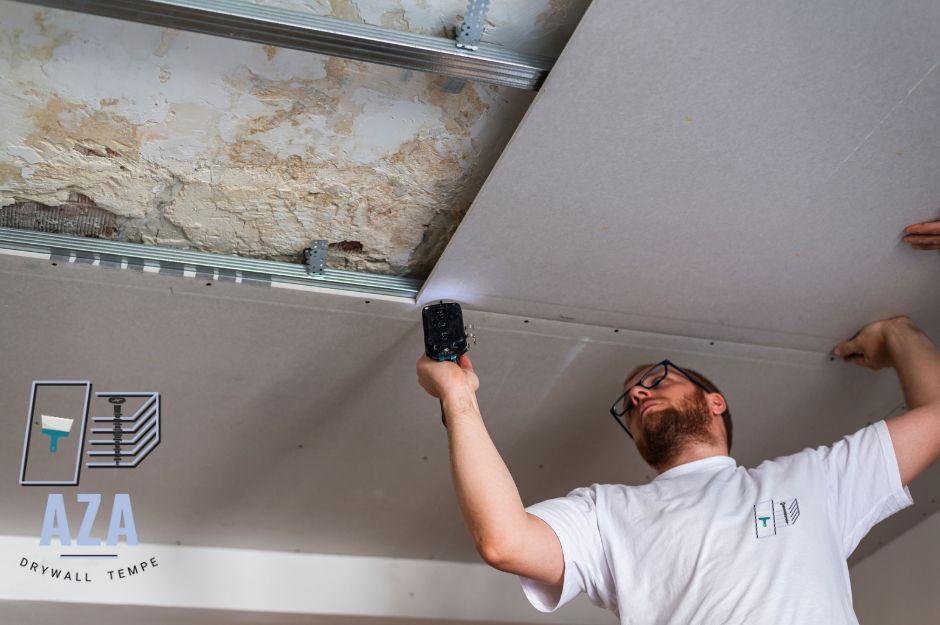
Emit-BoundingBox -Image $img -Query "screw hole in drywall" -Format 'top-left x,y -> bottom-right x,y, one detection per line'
614,329 -> 619,333
206,282 -> 211,286
523,319 -> 529,323
50,262 -> 57,266
709,341 -> 715,346
364,300 -> 371,304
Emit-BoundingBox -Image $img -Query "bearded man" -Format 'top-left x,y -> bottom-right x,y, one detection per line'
416,315 -> 940,625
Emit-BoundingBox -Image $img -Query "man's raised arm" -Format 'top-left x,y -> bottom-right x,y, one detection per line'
415,354 -> 564,584
834,316 -> 940,486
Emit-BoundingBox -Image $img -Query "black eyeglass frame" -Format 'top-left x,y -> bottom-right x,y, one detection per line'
609,359 -> 712,439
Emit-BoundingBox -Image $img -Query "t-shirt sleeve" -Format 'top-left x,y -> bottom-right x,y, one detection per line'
817,420 -> 914,557
517,486 -> 616,613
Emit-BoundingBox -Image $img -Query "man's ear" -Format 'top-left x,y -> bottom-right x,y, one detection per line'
707,393 -> 727,417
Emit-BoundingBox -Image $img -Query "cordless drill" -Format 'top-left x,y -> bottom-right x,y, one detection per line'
422,301 -> 474,426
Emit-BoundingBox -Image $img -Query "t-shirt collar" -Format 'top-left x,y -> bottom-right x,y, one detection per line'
653,455 -> 737,481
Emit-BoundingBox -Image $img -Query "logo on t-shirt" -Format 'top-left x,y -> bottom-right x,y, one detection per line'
753,498 -> 800,539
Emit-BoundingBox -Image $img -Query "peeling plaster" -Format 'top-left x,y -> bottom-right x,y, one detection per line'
0,0 -> 587,276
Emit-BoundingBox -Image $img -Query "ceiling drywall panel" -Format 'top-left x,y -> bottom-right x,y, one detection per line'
420,0 -> 940,351
1,255 -> 935,577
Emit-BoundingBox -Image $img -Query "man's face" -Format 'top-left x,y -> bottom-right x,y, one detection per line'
623,368 -> 716,468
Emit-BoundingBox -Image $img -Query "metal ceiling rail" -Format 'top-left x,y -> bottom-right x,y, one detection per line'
12,0 -> 555,90
0,228 -> 422,300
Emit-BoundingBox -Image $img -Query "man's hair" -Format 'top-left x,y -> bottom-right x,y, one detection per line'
623,363 -> 733,452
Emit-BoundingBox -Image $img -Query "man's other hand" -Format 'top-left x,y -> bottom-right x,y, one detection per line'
903,220 -> 940,250
833,316 -> 919,370
416,353 -> 479,400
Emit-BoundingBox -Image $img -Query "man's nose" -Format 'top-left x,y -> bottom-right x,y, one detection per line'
628,386 -> 652,407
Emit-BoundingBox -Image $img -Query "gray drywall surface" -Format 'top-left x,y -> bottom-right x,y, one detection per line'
421,0 -> 940,351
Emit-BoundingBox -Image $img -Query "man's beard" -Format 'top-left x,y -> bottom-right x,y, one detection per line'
636,390 -> 716,469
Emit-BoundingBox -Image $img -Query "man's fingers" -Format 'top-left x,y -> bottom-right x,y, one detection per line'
458,353 -> 474,372
417,354 -> 436,368
833,344 -> 853,358
904,220 -> 940,235
844,353 -> 869,367
902,234 -> 940,244
832,332 -> 861,357
905,237 -> 940,250
832,341 -> 866,363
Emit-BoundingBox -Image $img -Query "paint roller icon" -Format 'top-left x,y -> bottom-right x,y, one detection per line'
41,414 -> 74,453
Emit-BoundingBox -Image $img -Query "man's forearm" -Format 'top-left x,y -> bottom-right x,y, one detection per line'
442,389 -> 530,563
836,317 -> 940,485
887,320 -> 940,409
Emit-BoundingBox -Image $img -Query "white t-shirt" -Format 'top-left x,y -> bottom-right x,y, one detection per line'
519,421 -> 912,625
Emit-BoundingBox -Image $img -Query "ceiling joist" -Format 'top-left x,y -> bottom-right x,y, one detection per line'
11,0 -> 555,90
0,227 -> 421,301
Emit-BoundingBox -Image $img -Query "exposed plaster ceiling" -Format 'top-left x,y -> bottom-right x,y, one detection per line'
0,0 -> 589,277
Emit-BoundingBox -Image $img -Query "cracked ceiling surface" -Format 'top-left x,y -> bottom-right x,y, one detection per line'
0,0 -> 588,277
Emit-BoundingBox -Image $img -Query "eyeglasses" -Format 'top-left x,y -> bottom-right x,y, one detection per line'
609,359 -> 711,439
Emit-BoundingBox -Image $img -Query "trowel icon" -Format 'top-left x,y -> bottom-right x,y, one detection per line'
41,414 -> 73,453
